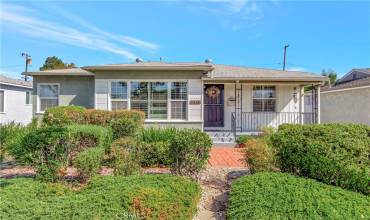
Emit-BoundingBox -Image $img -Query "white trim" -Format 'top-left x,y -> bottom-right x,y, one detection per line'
37,83 -> 60,113
252,85 -> 277,112
25,91 -> 32,105
321,85 -> 370,94
0,89 -> 5,113
0,82 -> 32,89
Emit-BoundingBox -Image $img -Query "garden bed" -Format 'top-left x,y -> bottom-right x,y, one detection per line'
228,172 -> 370,220
0,174 -> 200,220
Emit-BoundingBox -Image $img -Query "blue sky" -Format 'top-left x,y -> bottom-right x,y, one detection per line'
1,0 -> 369,79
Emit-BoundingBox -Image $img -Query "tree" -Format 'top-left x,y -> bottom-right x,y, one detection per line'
40,56 -> 76,71
321,69 -> 337,85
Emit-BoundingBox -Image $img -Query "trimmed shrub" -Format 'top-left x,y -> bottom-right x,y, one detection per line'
110,138 -> 141,176
42,106 -> 86,126
8,127 -> 70,182
245,138 -> 276,173
0,175 -> 201,220
169,129 -> 212,178
271,123 -> 370,194
140,126 -> 177,143
7,124 -> 112,182
42,107 -> 145,140
228,172 -> 370,220
74,147 -> 105,179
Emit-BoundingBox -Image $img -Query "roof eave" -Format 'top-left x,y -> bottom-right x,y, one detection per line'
202,77 -> 327,83
81,66 -> 214,71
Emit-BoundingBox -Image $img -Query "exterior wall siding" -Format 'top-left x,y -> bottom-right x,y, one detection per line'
0,84 -> 33,125
32,76 -> 95,115
321,87 -> 370,125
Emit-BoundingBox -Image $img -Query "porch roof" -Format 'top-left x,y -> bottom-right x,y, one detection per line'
206,64 -> 327,83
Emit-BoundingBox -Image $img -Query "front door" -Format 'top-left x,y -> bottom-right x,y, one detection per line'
204,84 -> 224,127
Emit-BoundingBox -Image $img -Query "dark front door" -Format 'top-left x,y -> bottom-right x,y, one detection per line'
204,84 -> 224,127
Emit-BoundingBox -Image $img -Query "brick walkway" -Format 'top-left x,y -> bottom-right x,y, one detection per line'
208,147 -> 246,167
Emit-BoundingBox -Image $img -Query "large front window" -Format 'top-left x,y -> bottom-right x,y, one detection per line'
253,85 -> 276,112
111,82 -> 128,110
129,81 -> 188,120
39,84 -> 59,112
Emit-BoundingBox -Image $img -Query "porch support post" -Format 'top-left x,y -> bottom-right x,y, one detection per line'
317,85 -> 321,124
299,85 -> 304,124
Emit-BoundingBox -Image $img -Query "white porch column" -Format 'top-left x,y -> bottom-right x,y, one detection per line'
299,85 -> 304,124
317,85 -> 321,124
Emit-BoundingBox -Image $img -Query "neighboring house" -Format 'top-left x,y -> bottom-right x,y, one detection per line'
0,75 -> 33,125
321,68 -> 370,125
25,60 -> 327,143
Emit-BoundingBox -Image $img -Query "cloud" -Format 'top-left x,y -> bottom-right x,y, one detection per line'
50,7 -> 159,51
187,0 -> 266,31
287,67 -> 306,72
0,3 -> 159,60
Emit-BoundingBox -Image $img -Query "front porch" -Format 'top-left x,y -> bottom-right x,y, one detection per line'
203,82 -> 320,137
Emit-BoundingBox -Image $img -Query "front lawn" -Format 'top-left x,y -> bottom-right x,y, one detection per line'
228,172 -> 370,220
0,175 -> 200,220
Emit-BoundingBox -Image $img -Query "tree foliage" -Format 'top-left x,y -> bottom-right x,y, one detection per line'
321,69 -> 337,85
39,56 -> 76,71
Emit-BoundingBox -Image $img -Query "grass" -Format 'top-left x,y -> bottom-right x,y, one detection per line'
228,172 -> 370,220
0,174 -> 200,220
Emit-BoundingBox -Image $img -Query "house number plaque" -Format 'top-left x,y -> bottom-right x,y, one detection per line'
189,100 -> 201,105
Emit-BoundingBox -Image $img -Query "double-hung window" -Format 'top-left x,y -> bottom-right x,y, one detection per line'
130,82 -> 149,117
170,82 -> 187,120
150,82 -> 168,119
253,85 -> 276,112
110,81 -> 128,110
39,84 -> 59,112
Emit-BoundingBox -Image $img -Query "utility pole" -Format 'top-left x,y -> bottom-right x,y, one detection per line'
283,44 -> 289,71
21,53 -> 32,81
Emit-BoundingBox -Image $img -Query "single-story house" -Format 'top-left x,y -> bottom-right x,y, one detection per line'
25,60 -> 327,143
321,68 -> 370,125
0,75 -> 33,125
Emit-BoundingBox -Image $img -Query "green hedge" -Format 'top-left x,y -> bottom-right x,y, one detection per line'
42,106 -> 145,139
228,172 -> 370,220
42,106 -> 86,126
7,124 -> 112,182
0,175 -> 200,220
270,123 -> 370,194
169,129 -> 212,177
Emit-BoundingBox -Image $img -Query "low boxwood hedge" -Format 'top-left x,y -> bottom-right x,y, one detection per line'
228,172 -> 370,220
0,175 -> 200,220
270,123 -> 370,194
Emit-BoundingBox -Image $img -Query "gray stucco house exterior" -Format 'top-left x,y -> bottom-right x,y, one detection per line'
321,68 -> 370,125
0,75 -> 33,125
25,61 -> 327,143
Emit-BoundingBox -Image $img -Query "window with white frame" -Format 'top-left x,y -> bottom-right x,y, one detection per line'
150,82 -> 168,119
171,82 -> 187,120
0,90 -> 4,112
111,81 -> 128,110
253,85 -> 276,112
26,91 -> 32,105
130,82 -> 149,117
39,84 -> 59,112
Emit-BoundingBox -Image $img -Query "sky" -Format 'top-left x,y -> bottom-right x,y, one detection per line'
1,0 -> 369,79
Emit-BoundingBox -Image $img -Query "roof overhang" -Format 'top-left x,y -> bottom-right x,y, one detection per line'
82,65 -> 214,71
23,71 -> 94,76
0,81 -> 32,88
202,77 -> 327,84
